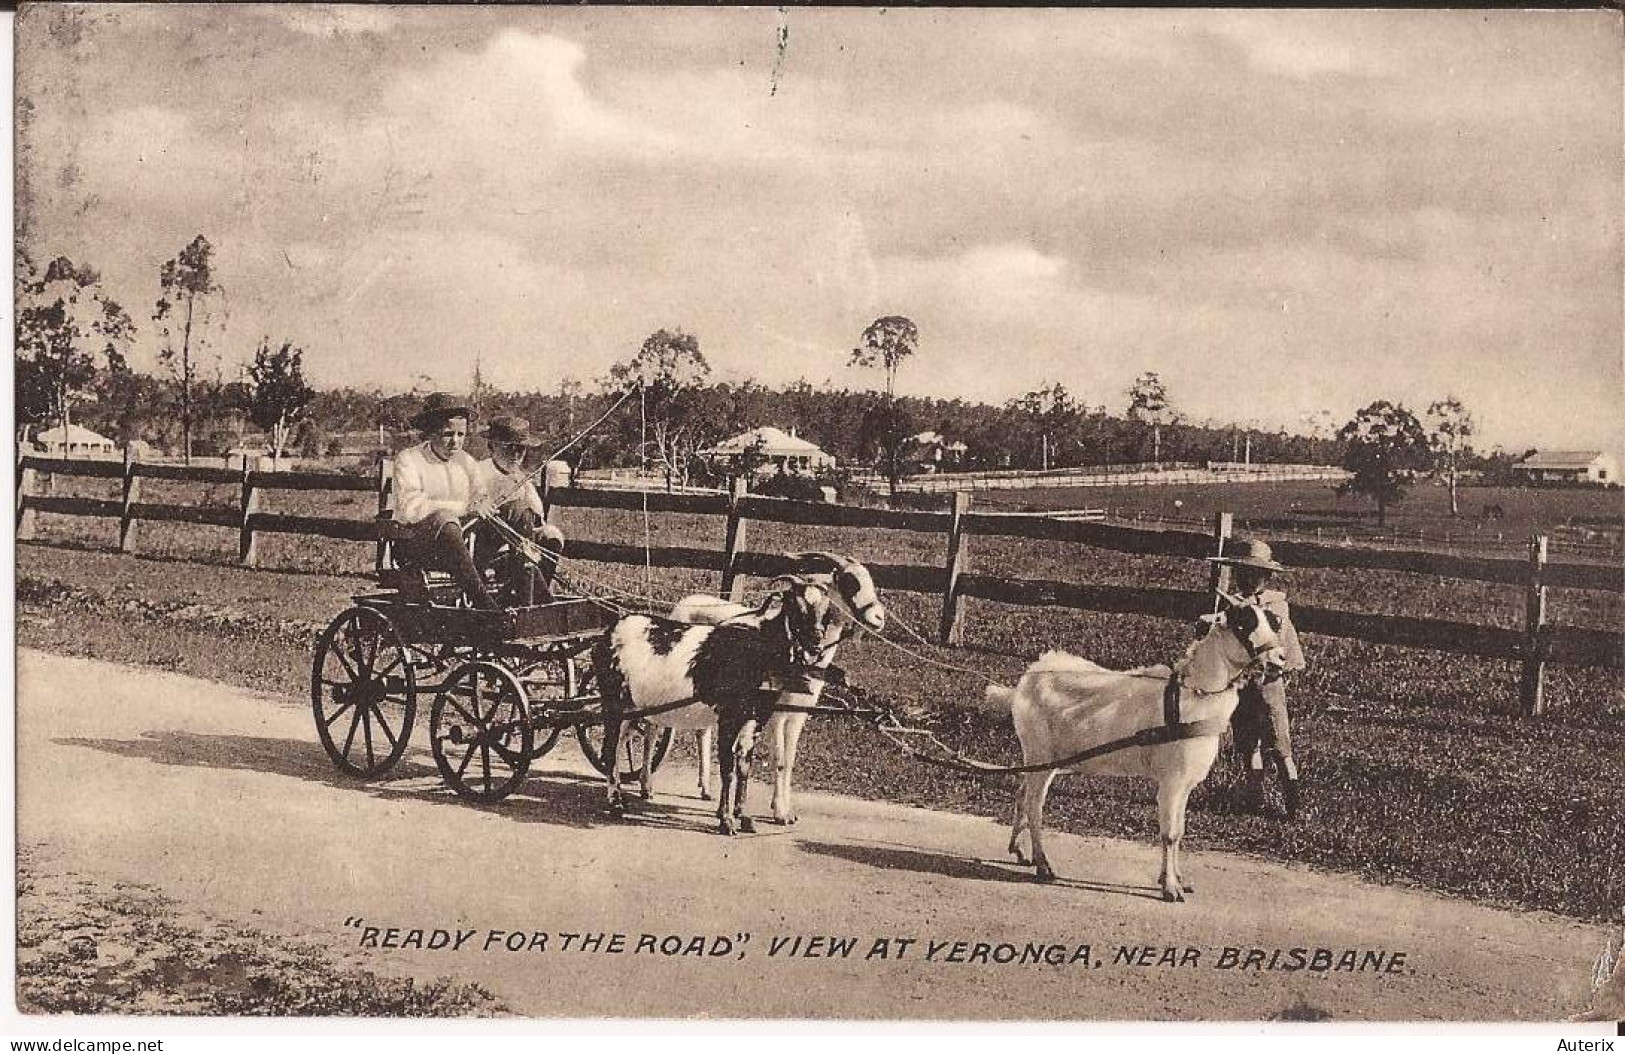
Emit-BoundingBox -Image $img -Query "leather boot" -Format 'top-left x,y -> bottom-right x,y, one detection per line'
1244,770 -> 1268,815
1281,777 -> 1302,820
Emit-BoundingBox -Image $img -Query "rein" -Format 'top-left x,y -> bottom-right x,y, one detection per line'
823,673 -> 1229,779
484,381 -> 642,512
829,601 -> 1271,697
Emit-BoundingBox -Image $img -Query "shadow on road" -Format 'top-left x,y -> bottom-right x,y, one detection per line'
796,839 -> 1168,902
54,731 -> 725,835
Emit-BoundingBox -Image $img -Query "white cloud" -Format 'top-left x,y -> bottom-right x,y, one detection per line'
379,29 -> 677,165
883,243 -> 1073,321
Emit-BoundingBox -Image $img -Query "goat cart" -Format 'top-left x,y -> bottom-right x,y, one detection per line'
310,577 -> 674,804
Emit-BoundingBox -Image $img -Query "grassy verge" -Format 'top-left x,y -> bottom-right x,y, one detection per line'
16,541 -> 1625,921
16,845 -> 505,1016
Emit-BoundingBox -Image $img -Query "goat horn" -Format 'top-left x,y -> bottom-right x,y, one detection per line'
1216,589 -> 1245,608
766,574 -> 806,592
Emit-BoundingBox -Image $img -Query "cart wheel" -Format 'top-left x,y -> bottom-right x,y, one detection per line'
430,662 -> 533,802
514,657 -> 574,759
576,720 -> 673,780
312,607 -> 416,778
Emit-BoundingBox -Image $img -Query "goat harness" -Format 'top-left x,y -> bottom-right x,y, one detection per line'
824,672 -> 1229,779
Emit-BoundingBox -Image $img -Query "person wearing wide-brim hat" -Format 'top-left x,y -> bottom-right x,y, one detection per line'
386,393 -> 500,610
1208,537 -> 1307,819
470,416 -> 566,604
408,391 -> 475,433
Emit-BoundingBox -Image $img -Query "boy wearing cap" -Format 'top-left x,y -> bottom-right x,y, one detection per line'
472,416 -> 566,604
388,393 -> 500,610
1210,537 -> 1307,819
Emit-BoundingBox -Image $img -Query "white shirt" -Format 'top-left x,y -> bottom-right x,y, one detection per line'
473,457 -> 546,519
391,442 -> 480,525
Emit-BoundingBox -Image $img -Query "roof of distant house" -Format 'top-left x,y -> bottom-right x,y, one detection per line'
907,430 -> 968,452
704,426 -> 831,457
1517,450 -> 1609,470
34,423 -> 114,445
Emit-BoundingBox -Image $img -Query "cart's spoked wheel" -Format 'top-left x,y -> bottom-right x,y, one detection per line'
430,662 -> 533,802
576,719 -> 673,781
514,657 -> 575,760
312,607 -> 415,778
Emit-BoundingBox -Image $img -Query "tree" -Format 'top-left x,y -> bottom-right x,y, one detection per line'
1426,395 -> 1476,517
1010,382 -> 1081,469
247,337 -> 316,466
470,353 -> 495,416
294,418 -> 326,460
153,234 -> 224,464
1126,371 -> 1172,468
607,328 -> 714,489
558,377 -> 583,431
15,251 -> 135,444
1336,400 -> 1431,527
849,315 -> 919,496
857,397 -> 917,481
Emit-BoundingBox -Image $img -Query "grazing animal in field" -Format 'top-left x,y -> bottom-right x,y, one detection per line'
982,596 -> 1286,901
666,552 -> 886,824
591,577 -> 834,834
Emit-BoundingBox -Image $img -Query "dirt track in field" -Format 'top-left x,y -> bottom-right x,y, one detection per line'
15,648 -> 1615,1022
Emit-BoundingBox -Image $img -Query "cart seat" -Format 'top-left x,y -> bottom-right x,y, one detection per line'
376,566 -> 464,605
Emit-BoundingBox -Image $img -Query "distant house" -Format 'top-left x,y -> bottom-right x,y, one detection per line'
903,430 -> 968,474
1512,450 -> 1620,486
33,423 -> 116,456
701,426 -> 836,475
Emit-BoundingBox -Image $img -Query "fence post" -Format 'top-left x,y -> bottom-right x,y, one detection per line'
119,443 -> 141,553
540,459 -> 570,530
16,448 -> 36,540
939,490 -> 972,646
1519,534 -> 1549,718
374,457 -> 392,573
721,475 -> 750,601
1208,512 -> 1233,610
238,455 -> 260,567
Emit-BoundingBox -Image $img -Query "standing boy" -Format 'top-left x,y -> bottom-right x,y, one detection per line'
1208,537 -> 1307,818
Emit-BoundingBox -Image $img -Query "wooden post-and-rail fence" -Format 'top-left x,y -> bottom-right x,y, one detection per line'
18,450 -> 1623,717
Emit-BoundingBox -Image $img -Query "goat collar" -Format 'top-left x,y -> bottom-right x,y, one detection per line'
1162,675 -> 1183,727
1169,652 -> 1269,698
781,612 -> 834,669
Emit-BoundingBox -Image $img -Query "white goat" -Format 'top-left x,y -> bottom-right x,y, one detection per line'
592,577 -> 834,834
982,596 -> 1286,901
665,552 -> 886,824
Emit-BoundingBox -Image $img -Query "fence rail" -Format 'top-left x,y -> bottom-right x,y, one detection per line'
862,462 -> 1354,494
17,451 -> 1622,712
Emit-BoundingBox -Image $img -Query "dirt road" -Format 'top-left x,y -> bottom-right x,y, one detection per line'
15,648 -> 1609,1021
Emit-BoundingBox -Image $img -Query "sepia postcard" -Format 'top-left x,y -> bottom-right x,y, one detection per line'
9,3 -> 1623,1037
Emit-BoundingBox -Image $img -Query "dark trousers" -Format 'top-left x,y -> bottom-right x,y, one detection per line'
389,511 -> 498,609
470,504 -> 565,605
1232,677 -> 1298,780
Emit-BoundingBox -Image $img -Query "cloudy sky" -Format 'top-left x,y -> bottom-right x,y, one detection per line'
16,5 -> 1622,452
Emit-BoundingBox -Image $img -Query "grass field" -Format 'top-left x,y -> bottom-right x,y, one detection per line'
16,511 -> 1624,921
967,478 -> 1623,558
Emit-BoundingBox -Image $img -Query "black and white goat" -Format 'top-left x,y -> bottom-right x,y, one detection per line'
591,577 -> 834,834
981,595 -> 1286,901
665,552 -> 886,824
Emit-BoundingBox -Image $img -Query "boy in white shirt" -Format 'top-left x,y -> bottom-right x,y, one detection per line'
388,393 -> 499,610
